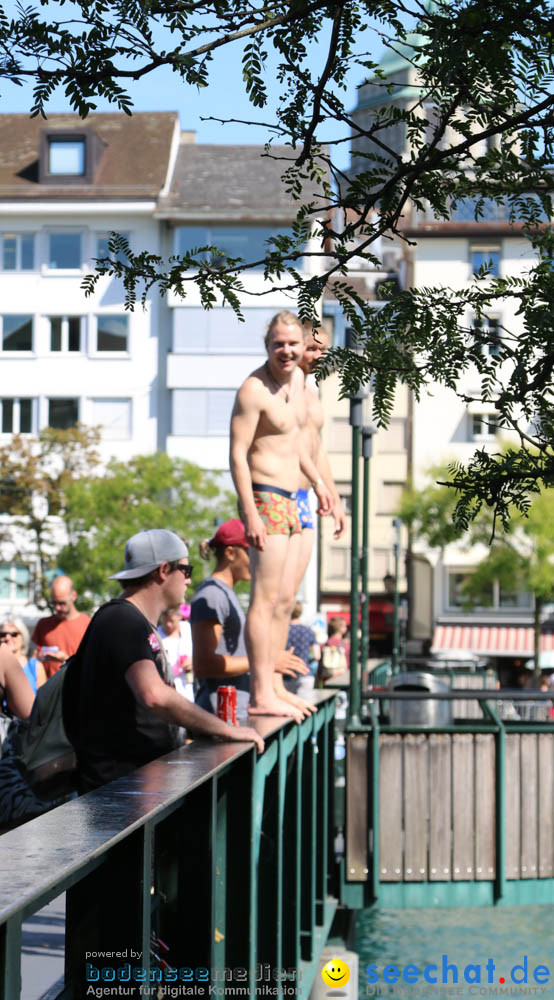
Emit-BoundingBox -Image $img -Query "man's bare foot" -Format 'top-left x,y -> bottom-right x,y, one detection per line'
278,687 -> 317,717
249,696 -> 303,724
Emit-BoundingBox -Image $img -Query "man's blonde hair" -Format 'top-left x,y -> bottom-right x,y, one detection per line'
264,310 -> 305,349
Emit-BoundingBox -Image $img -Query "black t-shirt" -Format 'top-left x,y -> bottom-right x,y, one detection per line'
76,599 -> 180,790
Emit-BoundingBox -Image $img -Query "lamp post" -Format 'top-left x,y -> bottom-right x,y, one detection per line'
348,389 -> 367,727
391,517 -> 402,674
360,426 -> 375,683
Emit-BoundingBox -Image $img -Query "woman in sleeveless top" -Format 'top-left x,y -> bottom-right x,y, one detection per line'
0,618 -> 46,693
0,647 -> 34,749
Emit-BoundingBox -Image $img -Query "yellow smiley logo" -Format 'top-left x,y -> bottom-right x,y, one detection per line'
321,958 -> 351,988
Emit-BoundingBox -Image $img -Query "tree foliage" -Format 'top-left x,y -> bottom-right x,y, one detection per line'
400,465 -> 554,670
0,426 -> 101,606
3,0 -> 554,522
59,452 -> 235,610
0,434 -> 233,610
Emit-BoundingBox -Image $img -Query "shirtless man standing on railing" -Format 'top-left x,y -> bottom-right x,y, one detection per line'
230,311 -> 332,720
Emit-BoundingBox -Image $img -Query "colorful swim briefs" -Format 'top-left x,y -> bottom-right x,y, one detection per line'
251,482 -> 301,536
296,488 -> 315,530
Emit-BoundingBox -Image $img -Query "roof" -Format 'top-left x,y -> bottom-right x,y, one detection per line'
0,112 -> 178,200
157,141 -> 310,221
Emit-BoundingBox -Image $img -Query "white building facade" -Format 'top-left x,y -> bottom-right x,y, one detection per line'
0,118 -> 326,620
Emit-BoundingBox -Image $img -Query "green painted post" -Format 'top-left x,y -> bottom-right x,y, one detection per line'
212,779 -> 227,971
391,517 -> 401,674
0,918 -> 22,1000
276,731 -> 286,970
348,392 -> 365,726
482,699 -> 506,901
369,700 -> 380,904
360,427 -> 374,685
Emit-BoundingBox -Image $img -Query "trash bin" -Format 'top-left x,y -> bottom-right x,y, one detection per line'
388,672 -> 452,726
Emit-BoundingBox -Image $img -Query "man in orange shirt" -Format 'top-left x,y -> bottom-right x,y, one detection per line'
32,575 -> 90,678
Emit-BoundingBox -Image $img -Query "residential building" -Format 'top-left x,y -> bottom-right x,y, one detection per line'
347,39 -> 546,672
0,112 -> 182,616
0,117 -> 329,619
0,112 -> 181,461
406,212 -> 542,678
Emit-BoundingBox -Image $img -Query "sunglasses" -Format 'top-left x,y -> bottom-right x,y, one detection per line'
172,564 -> 194,580
0,631 -> 19,639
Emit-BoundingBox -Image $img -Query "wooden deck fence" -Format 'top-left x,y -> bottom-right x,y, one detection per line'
342,689 -> 554,908
378,731 -> 553,882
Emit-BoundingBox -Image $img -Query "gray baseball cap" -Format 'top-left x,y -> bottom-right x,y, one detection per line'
110,529 -> 189,581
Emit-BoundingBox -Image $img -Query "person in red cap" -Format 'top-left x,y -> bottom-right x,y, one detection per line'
191,519 -> 307,717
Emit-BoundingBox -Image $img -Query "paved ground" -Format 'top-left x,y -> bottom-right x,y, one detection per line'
21,894 -> 65,1000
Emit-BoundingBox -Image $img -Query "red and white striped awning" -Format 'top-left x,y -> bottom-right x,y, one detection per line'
432,624 -> 554,657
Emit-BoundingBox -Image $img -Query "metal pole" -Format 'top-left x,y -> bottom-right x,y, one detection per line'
399,598 -> 407,664
348,392 -> 366,727
391,517 -> 401,674
360,427 -> 374,687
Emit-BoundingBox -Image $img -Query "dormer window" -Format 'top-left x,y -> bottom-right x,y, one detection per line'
39,129 -> 104,184
48,138 -> 85,176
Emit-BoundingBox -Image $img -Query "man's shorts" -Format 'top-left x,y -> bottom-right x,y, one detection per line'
251,483 -> 301,536
296,488 -> 315,530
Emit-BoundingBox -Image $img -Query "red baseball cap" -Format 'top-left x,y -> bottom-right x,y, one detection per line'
210,519 -> 249,549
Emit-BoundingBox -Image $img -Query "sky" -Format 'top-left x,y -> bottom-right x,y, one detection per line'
0,4 -> 387,170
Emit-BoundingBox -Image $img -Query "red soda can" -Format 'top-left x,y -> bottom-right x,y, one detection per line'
217,686 -> 237,725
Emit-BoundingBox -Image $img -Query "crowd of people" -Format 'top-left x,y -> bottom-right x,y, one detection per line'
0,310 -> 351,824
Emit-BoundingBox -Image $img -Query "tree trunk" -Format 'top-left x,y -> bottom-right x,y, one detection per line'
533,595 -> 543,683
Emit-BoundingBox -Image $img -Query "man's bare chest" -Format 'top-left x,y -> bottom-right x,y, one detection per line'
256,388 -> 306,438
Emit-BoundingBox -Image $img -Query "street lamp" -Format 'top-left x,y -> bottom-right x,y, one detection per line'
348,389 -> 367,727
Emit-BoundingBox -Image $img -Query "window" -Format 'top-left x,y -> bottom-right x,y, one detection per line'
471,412 -> 498,440
471,245 -> 501,278
90,398 -> 131,440
172,389 -> 235,436
472,316 -> 501,357
48,398 -> 79,429
377,418 -> 407,453
327,546 -> 351,579
0,564 -> 31,602
372,548 -> 392,582
49,317 -> 82,353
329,417 -> 351,452
173,307 -> 276,354
0,398 -> 33,434
175,226 -> 303,271
96,315 -> 129,352
335,482 -> 352,515
447,572 -> 493,610
447,571 -> 530,611
498,586 -> 533,609
1,315 -> 33,352
1,233 -> 34,271
47,233 -> 82,269
378,481 -> 405,515
48,138 -> 85,176
96,233 -> 130,266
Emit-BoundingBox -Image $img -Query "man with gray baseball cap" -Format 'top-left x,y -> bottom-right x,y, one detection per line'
71,529 -> 264,791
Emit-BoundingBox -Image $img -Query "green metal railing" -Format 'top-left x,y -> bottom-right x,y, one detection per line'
342,688 -> 554,910
0,693 -> 337,1000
